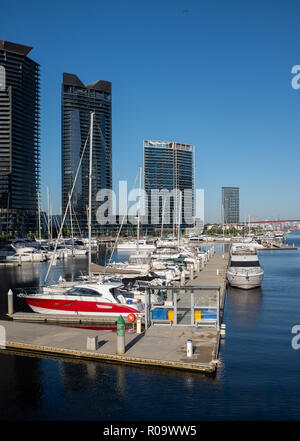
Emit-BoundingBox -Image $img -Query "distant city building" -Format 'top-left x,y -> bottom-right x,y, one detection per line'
144,140 -> 194,230
0,40 -> 40,236
222,187 -> 239,224
61,73 -> 112,235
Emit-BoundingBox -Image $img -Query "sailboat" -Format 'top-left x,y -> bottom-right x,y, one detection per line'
117,166 -> 155,252
17,113 -> 144,318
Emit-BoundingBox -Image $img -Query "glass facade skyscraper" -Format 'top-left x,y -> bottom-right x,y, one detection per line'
222,187 -> 239,224
144,140 -> 194,229
61,73 -> 112,235
0,40 -> 40,235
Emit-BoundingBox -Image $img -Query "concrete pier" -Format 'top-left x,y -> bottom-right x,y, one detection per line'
0,319 -> 219,374
187,251 -> 229,312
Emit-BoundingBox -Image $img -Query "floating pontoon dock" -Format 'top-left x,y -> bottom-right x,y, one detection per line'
2,251 -> 229,374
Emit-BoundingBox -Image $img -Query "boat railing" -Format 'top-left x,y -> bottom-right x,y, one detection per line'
231,249 -> 257,255
14,287 -> 41,295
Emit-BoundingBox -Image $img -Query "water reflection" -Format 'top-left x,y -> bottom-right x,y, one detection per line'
226,286 -> 263,327
0,351 -> 43,419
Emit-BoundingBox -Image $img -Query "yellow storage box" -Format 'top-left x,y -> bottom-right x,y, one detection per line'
194,310 -> 202,323
168,310 -> 174,323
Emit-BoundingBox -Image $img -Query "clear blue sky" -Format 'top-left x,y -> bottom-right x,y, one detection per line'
2,0 -> 300,222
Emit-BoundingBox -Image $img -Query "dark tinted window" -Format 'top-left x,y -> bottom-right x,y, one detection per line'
66,288 -> 101,297
231,261 -> 260,267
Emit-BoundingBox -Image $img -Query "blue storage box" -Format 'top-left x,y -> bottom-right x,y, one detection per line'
201,308 -> 217,319
152,308 -> 167,320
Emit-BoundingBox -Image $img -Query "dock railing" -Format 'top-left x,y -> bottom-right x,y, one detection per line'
145,286 -> 221,330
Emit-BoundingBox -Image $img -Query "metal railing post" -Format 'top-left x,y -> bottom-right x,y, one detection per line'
191,289 -> 194,325
145,288 -> 149,330
217,288 -> 220,330
173,290 -> 177,325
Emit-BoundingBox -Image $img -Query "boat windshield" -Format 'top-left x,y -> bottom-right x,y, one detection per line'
75,240 -> 84,246
66,287 -> 102,297
129,256 -> 149,264
230,261 -> 260,267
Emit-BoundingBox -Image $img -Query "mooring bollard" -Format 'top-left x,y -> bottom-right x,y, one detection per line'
220,323 -> 226,337
181,270 -> 186,285
117,315 -> 125,354
8,289 -> 13,315
216,269 -> 219,276
136,316 -> 142,334
190,265 -> 194,280
87,336 -> 98,351
186,339 -> 193,358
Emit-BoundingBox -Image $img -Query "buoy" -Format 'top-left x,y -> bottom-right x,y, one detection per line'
127,313 -> 136,323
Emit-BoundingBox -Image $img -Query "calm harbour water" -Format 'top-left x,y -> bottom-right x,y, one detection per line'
1,233 -> 300,421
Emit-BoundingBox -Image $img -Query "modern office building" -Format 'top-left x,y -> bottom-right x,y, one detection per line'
222,187 -> 239,224
144,140 -> 194,230
61,73 -> 112,235
0,40 -> 40,236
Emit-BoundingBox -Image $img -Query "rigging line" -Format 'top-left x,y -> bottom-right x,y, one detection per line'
72,203 -> 82,237
44,134 -> 90,283
103,168 -> 140,274
94,118 -> 108,152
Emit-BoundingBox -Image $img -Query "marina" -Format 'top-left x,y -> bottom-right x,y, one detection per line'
3,249 -> 229,374
0,232 -> 299,421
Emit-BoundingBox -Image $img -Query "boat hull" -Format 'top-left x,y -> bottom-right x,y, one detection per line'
227,270 -> 264,289
23,296 -> 142,317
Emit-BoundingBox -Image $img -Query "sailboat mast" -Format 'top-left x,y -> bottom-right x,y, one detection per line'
69,192 -> 74,254
136,165 -> 142,254
37,191 -> 41,242
88,112 -> 94,278
47,186 -> 51,241
160,197 -> 166,240
177,190 -> 182,248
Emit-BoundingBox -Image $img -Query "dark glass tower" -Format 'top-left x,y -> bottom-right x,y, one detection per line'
0,40 -> 40,236
144,140 -> 194,230
61,73 -> 112,235
222,187 -> 240,224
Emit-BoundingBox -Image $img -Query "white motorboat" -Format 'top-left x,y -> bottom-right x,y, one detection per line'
117,239 -> 155,251
227,244 -> 264,289
151,247 -> 181,259
18,281 -> 144,317
7,247 -> 47,262
108,252 -> 151,274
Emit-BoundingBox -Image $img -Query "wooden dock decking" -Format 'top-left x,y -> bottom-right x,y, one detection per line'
2,252 -> 229,374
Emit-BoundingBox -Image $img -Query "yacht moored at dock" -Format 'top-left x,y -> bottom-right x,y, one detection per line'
227,244 -> 264,289
17,281 -> 144,318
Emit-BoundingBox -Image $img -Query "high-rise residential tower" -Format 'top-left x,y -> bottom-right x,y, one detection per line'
222,187 -> 240,224
61,73 -> 112,234
0,40 -> 40,235
144,140 -> 194,230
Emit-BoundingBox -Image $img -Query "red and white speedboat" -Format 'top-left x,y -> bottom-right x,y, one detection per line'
18,281 -> 144,318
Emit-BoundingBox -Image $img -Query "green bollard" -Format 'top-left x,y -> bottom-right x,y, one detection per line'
117,315 -> 125,354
